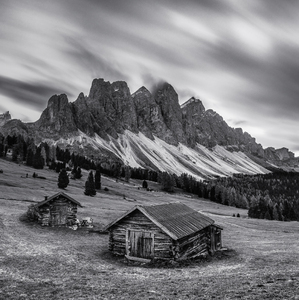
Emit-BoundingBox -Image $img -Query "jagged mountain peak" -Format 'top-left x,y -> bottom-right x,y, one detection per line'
0,111 -> 11,126
205,109 -> 223,120
88,78 -> 131,100
181,97 -> 204,109
37,94 -> 70,122
153,82 -> 178,101
34,94 -> 78,140
153,81 -> 185,145
48,93 -> 69,107
77,92 -> 86,99
1,77 -> 298,174
181,97 -> 205,117
132,86 -> 151,97
88,78 -> 108,98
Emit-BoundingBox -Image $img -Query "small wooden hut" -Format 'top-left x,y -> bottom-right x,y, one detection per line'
103,203 -> 223,262
27,192 -> 82,227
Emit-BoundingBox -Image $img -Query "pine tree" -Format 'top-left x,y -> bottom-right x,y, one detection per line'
0,143 -> 3,158
58,168 -> 69,189
32,147 -> 44,169
12,144 -> 19,162
75,167 -> 82,179
40,146 -> 47,166
248,195 -> 259,219
85,171 -> 96,196
240,195 -> 249,209
26,149 -> 34,166
142,180 -> 148,189
71,165 -> 77,176
228,187 -> 237,207
272,204 -> 279,220
0,133 -> 4,157
95,168 -> 101,190
264,209 -> 272,220
124,165 -> 131,183
49,145 -> 56,161
215,185 -> 222,203
159,172 -> 175,192
112,162 -> 122,179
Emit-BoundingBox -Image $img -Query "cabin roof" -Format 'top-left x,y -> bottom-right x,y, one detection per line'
35,192 -> 83,208
104,202 -> 217,240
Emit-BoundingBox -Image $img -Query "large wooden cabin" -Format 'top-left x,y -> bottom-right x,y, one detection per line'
103,203 -> 223,262
27,192 -> 82,227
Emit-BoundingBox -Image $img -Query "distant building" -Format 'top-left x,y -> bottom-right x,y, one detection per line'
103,202 -> 223,262
27,192 -> 82,226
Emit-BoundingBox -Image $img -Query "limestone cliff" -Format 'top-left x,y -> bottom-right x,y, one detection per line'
1,77 -> 297,170
35,94 -> 78,139
0,111 -> 11,127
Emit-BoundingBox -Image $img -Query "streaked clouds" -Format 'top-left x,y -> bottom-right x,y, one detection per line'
0,75 -> 71,111
0,0 -> 299,155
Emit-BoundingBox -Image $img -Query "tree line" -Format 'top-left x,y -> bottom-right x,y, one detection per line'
205,172 -> 299,221
2,133 -> 299,221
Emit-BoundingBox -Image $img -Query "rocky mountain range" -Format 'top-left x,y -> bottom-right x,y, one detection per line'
1,78 -> 298,179
0,111 -> 11,127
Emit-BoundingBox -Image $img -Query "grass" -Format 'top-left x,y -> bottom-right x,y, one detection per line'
0,158 -> 299,299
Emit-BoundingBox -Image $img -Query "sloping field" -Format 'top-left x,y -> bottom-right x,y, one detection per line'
0,159 -> 299,299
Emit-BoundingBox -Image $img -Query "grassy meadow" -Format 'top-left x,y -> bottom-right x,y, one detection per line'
0,159 -> 299,299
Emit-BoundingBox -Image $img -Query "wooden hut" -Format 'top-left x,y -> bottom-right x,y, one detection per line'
27,192 -> 82,227
103,203 -> 223,262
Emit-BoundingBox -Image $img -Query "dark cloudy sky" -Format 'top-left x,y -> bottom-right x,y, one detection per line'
1,0 -> 299,155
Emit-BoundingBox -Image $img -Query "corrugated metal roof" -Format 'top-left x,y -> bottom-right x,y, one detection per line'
104,202 -> 215,240
35,192 -> 83,208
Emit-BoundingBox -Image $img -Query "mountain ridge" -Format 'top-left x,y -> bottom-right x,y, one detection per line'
1,78 -> 298,177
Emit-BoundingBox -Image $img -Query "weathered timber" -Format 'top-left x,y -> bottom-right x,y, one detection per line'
104,203 -> 223,261
177,248 -> 208,261
125,255 -> 151,263
27,192 -> 82,227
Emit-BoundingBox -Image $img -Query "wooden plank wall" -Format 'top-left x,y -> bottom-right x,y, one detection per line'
176,228 -> 210,260
37,197 -> 78,226
213,225 -> 222,251
109,210 -> 174,259
109,211 -> 222,261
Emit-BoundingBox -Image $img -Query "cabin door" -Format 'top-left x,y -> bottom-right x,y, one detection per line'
127,230 -> 154,259
50,205 -> 68,226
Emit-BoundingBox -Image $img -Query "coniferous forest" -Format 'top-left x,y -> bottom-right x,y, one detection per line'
1,133 -> 299,222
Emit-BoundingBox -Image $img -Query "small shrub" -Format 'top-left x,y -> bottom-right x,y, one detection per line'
142,180 -> 148,189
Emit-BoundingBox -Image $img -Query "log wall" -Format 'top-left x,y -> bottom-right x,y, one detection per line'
108,211 -> 222,261
109,210 -> 174,260
176,227 -> 210,260
36,197 -> 78,227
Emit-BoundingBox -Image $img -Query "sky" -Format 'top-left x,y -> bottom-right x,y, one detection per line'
1,0 -> 299,156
